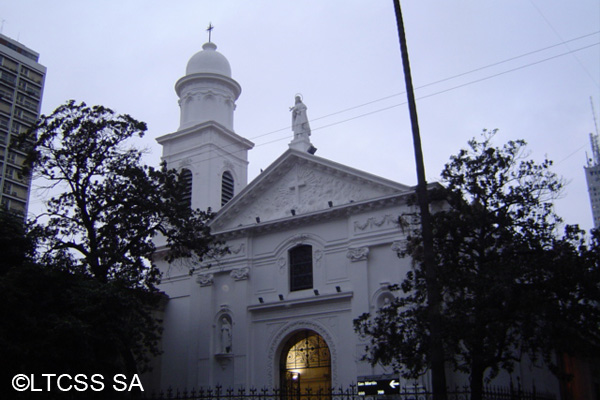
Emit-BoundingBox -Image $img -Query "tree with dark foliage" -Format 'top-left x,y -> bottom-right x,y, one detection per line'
0,209 -> 34,275
1,101 -> 222,396
354,131 -> 600,400
20,100 -> 217,288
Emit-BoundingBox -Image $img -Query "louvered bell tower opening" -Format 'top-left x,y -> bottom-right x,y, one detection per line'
221,171 -> 234,206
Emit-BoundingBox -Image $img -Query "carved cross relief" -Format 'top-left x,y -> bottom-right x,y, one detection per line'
288,177 -> 306,207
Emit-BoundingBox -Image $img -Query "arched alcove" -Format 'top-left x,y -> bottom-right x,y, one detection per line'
267,321 -> 337,388
279,330 -> 331,396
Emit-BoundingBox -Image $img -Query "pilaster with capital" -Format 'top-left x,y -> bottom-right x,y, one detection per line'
347,246 -> 370,316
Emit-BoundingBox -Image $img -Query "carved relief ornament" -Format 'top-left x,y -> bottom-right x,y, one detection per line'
346,247 -> 369,262
354,214 -> 397,232
229,243 -> 246,256
291,233 -> 310,245
230,267 -> 250,281
196,273 -> 214,287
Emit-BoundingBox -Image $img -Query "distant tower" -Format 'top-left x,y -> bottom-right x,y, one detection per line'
0,33 -> 46,217
584,132 -> 600,228
156,40 -> 254,212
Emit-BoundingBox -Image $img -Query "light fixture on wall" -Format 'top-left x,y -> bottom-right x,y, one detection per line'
255,217 -> 260,223
291,209 -> 296,216
313,289 -> 319,296
258,297 -> 264,304
328,201 -> 333,207
278,294 -> 284,301
336,286 -> 341,293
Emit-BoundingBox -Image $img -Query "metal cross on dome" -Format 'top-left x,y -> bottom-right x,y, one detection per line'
206,22 -> 214,42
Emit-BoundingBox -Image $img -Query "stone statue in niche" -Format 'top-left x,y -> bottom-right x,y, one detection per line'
220,317 -> 232,354
290,95 -> 311,139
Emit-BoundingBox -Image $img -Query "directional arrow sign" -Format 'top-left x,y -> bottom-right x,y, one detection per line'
357,378 -> 401,395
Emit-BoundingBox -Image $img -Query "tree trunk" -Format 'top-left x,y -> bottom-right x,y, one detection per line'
470,359 -> 485,400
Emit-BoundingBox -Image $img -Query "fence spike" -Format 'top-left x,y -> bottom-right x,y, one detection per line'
139,384 -> 556,400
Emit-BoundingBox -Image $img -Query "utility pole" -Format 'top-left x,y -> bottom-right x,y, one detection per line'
392,1 -> 447,399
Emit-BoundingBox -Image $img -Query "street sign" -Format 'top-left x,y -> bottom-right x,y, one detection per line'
357,378 -> 400,395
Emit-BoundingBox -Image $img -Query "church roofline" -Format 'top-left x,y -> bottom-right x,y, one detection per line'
156,120 -> 255,150
212,189 -> 422,239
292,149 -> 410,190
210,148 -> 412,229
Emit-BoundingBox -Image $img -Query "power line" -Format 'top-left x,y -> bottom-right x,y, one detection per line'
529,0 -> 599,88
27,33 -> 600,198
304,43 -> 600,137
250,31 -> 599,142
412,43 -> 599,102
167,39 -> 600,168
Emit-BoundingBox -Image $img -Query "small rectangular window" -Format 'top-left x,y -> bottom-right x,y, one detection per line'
289,244 -> 313,291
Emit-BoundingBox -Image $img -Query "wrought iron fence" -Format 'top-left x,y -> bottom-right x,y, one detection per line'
141,384 -> 555,400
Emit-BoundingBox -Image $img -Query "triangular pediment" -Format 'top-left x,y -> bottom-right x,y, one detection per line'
211,150 -> 409,232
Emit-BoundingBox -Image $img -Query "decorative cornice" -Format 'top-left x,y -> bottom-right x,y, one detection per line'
346,247 -> 369,262
214,192 -> 412,240
248,291 -> 353,312
175,72 -> 241,99
196,273 -> 214,287
354,214 -> 397,232
156,120 -> 254,150
230,267 -> 250,281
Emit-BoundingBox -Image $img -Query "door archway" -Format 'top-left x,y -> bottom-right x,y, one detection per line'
280,330 -> 331,395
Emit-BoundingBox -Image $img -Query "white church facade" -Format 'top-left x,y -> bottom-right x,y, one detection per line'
145,40 -> 560,396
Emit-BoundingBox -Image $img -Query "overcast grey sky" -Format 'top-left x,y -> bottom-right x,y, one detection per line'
3,0 -> 599,231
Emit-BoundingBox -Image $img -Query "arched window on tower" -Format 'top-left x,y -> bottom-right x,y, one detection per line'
221,171 -> 234,206
180,168 -> 193,208
289,244 -> 313,292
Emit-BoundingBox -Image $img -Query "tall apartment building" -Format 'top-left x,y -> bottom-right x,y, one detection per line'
585,132 -> 600,229
0,33 -> 46,216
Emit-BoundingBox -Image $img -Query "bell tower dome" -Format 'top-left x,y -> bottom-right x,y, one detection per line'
177,41 -> 239,130
157,41 -> 254,212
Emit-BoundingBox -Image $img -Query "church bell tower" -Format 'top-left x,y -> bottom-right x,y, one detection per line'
156,40 -> 254,212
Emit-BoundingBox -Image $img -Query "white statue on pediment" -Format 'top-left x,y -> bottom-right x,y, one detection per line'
290,95 -> 311,139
